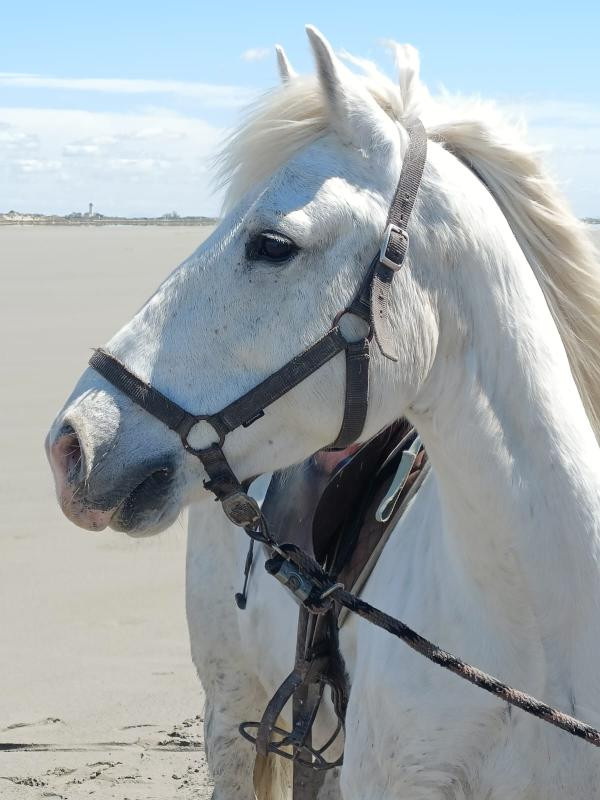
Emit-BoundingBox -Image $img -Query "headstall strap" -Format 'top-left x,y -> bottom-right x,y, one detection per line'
372,120 -> 428,361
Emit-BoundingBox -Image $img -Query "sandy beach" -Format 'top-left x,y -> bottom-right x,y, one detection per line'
1,224 -> 599,800
1,226 -> 215,799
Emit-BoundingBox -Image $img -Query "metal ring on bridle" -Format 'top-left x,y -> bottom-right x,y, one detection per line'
178,414 -> 227,452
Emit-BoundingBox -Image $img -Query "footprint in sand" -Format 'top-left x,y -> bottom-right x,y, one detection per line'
3,717 -> 62,731
120,723 -> 158,730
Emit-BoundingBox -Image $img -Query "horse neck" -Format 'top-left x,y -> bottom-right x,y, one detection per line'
409,215 -> 600,698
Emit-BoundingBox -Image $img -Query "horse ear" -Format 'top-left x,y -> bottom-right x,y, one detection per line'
275,45 -> 297,83
305,25 -> 394,153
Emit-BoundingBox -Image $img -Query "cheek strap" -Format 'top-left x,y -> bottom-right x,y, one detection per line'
371,120 -> 428,361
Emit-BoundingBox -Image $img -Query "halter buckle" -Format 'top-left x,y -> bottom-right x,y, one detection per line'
221,490 -> 262,528
379,224 -> 409,271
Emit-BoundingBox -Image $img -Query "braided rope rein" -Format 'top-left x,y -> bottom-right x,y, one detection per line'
247,518 -> 600,749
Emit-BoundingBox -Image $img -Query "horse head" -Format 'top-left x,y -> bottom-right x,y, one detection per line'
46,27 -> 442,534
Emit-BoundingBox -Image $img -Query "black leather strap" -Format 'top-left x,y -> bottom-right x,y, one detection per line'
90,348 -> 197,435
199,444 -> 243,499
89,329 -> 350,525
387,121 -> 428,238
91,327 -> 347,445
332,338 -> 370,448
218,327 -> 347,432
371,120 -> 428,360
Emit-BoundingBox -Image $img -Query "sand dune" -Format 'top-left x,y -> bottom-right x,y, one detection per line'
0,226 -> 215,799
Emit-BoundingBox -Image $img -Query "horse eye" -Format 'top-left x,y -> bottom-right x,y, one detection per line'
247,231 -> 298,264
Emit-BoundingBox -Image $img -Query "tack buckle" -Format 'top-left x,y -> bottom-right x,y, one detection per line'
379,223 -> 409,271
221,491 -> 262,528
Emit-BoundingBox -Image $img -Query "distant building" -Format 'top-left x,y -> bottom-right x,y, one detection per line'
88,202 -> 94,217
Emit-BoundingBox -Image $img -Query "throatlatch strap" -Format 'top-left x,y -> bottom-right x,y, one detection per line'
372,120 -> 428,360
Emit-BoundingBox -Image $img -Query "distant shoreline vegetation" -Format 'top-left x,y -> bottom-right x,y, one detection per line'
1,210 -> 598,227
0,210 -> 219,226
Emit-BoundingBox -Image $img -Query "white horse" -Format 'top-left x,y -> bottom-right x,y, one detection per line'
46,25 -> 600,799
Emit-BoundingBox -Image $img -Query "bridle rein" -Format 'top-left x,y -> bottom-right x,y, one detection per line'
88,118 -> 600,785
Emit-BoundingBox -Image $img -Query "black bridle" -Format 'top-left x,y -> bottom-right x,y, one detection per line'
89,119 -> 428,528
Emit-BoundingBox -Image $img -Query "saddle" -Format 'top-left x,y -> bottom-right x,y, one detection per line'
240,420 -> 428,798
264,419 -> 426,594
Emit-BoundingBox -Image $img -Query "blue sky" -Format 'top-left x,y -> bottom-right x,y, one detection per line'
1,0 -> 598,216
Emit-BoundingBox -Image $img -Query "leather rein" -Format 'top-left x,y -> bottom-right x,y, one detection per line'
88,119 -> 600,791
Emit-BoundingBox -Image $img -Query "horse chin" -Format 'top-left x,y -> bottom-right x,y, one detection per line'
111,505 -> 179,537
108,443 -> 359,538
109,468 -> 181,537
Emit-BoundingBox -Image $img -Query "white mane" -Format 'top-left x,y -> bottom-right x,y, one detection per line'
216,44 -> 600,438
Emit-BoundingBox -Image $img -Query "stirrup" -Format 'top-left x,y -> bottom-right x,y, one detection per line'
239,720 -> 343,770
238,662 -> 344,772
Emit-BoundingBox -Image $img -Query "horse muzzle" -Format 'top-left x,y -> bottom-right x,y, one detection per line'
46,416 -> 181,535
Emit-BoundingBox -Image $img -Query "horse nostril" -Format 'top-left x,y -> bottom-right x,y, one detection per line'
51,424 -> 85,485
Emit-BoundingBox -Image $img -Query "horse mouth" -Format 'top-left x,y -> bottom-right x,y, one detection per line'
110,466 -> 178,535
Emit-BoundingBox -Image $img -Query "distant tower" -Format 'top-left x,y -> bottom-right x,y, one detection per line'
88,202 -> 93,217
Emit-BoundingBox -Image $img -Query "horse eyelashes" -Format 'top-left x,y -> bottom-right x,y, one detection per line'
246,231 -> 298,264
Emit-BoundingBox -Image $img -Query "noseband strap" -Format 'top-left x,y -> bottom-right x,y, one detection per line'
89,120 -> 427,523
89,347 -> 198,435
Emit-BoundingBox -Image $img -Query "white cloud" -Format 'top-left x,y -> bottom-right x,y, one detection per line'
0,73 -> 256,108
0,95 -> 597,218
14,158 -> 62,173
0,107 -> 225,216
507,99 -> 600,128
130,127 -> 187,141
509,99 -> 600,217
106,157 -> 171,174
240,48 -> 270,63
63,143 -> 102,156
0,122 -> 39,150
